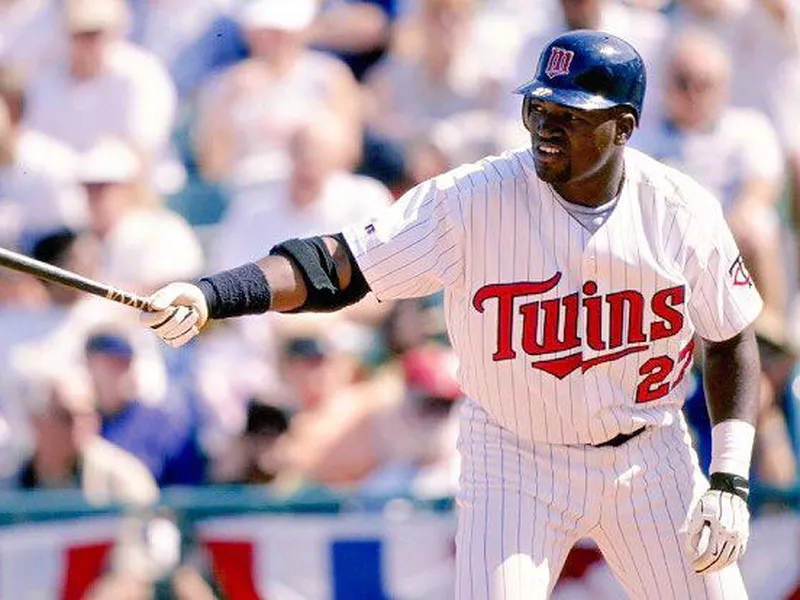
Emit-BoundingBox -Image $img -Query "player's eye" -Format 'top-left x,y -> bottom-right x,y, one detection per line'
528,103 -> 545,115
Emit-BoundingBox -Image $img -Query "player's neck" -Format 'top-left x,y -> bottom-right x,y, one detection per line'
552,153 -> 626,208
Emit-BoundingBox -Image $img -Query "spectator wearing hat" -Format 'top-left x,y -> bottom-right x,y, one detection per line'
16,367 -> 163,600
77,137 -> 203,292
84,329 -> 206,487
23,0 -> 180,194
194,0 -> 362,188
261,318 -> 394,490
17,367 -> 158,506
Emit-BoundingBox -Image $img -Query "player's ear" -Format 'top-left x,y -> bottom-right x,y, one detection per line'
614,111 -> 636,146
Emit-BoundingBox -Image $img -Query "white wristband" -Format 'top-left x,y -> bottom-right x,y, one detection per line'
708,419 -> 755,479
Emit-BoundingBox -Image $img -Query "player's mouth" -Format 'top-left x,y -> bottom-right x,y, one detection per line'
534,142 -> 566,163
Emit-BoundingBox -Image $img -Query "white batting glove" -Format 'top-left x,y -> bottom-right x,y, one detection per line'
140,282 -> 209,348
685,474 -> 750,574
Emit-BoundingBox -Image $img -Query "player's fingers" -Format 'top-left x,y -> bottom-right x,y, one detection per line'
140,304 -> 177,329
154,306 -> 198,339
164,325 -> 199,348
149,305 -> 189,336
697,537 -> 736,574
728,542 -> 744,568
692,524 -> 717,572
143,283 -> 208,327
685,514 -> 708,557
147,283 -> 193,311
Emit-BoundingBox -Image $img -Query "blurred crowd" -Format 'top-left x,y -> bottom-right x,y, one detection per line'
0,0 -> 799,593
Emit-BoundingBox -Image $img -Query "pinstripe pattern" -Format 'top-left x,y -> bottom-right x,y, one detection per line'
341,145 -> 760,598
342,146 -> 761,446
456,403 -> 748,599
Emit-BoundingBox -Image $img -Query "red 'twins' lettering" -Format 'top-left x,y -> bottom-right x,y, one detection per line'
472,274 -> 686,378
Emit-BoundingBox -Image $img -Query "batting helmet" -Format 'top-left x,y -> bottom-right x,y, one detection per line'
514,30 -> 647,123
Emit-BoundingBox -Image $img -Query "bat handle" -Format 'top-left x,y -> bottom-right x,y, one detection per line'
105,286 -> 153,311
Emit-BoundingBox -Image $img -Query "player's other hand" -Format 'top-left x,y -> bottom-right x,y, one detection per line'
140,282 -> 209,348
685,475 -> 750,574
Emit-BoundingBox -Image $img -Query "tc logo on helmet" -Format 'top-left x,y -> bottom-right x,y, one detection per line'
544,47 -> 575,78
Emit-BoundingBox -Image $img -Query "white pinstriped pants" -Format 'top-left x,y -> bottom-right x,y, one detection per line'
454,401 -> 747,599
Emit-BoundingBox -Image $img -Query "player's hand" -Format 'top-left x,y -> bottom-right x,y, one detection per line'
685,476 -> 750,574
140,282 -> 209,348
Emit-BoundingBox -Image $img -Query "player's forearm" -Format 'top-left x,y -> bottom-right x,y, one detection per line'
702,326 -> 761,426
254,236 -> 355,312
702,327 -> 760,480
197,234 -> 368,319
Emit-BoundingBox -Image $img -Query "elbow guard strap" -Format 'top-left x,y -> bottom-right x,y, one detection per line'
269,233 -> 370,312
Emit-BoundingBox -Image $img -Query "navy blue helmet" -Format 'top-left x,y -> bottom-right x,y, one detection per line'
515,30 -> 647,123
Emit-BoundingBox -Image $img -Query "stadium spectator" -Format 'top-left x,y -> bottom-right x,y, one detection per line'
634,31 -> 788,319
18,368 -> 158,506
363,0 -> 486,151
210,399 -> 291,485
2,227 -> 171,417
308,0 -> 399,81
404,108 -> 528,185
360,344 -> 461,499
668,0 -> 800,285
84,330 -> 206,487
210,112 -> 390,270
194,0 -> 362,188
76,137 -> 203,292
0,71 -> 85,248
129,0 -> 235,99
266,318 -> 391,490
23,0 -> 180,193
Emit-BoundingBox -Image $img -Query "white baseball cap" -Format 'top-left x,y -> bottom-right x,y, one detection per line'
237,0 -> 318,32
64,0 -> 130,33
77,138 -> 142,184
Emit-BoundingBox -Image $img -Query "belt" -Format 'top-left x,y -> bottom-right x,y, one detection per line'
592,426 -> 647,448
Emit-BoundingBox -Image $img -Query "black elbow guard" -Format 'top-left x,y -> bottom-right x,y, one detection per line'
269,233 -> 370,312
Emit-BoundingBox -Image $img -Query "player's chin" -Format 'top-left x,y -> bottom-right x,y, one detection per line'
533,158 -> 570,184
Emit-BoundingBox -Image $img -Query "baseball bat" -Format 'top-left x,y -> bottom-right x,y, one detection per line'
0,246 -> 152,311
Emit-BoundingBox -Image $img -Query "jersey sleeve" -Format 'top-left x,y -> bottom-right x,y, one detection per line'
685,200 -> 764,342
342,177 -> 464,301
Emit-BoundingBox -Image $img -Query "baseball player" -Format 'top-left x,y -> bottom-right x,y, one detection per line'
142,31 -> 762,599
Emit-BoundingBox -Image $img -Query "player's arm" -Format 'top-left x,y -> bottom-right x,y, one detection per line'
142,174 -> 463,346
140,233 -> 369,347
682,191 -> 767,573
684,327 -> 760,574
703,326 -> 760,424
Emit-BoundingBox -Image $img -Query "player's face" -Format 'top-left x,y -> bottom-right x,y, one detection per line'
523,99 -> 628,193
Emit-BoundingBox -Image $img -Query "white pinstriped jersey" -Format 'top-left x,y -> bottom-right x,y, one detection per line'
343,146 -> 763,445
